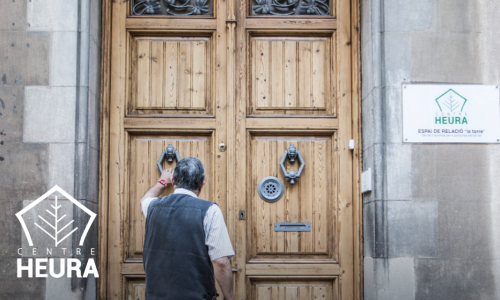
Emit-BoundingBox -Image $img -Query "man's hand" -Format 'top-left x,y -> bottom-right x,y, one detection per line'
140,168 -> 173,204
213,256 -> 234,300
159,168 -> 174,186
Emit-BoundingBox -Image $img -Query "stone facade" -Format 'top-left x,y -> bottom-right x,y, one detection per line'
0,0 -> 101,299
362,0 -> 500,299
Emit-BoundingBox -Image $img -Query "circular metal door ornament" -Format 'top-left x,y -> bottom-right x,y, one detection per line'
258,176 -> 284,203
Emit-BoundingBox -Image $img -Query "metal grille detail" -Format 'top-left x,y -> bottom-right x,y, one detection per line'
132,0 -> 212,16
258,176 -> 285,203
251,0 -> 330,15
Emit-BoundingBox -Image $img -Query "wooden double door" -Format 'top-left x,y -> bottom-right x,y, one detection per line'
102,0 -> 360,298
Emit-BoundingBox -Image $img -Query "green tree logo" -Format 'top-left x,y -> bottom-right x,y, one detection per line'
435,89 -> 467,112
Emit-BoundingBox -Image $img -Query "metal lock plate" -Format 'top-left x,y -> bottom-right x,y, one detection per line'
258,176 -> 284,203
219,143 -> 227,152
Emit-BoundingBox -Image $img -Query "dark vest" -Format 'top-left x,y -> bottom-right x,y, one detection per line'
143,193 -> 217,300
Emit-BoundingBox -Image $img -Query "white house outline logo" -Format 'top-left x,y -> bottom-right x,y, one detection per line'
15,185 -> 96,247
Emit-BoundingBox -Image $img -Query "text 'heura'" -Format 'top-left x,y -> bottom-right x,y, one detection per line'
17,258 -> 99,278
435,116 -> 468,125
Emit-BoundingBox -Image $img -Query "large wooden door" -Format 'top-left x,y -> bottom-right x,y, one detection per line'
232,0 -> 356,297
100,0 -> 360,297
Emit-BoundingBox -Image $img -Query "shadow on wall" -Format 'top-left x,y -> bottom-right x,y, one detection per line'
412,145 -> 499,300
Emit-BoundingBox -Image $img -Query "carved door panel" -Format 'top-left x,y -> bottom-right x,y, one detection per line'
104,0 -> 357,297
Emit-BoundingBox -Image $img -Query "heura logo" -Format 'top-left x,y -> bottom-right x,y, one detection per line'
434,89 -> 469,125
15,185 -> 99,278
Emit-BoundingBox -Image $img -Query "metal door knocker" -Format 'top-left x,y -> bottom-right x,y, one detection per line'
280,144 -> 305,185
258,176 -> 284,203
157,143 -> 181,173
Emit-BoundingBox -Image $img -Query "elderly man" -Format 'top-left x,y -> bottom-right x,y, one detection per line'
140,157 -> 235,300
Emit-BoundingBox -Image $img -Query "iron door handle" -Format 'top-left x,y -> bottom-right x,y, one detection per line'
279,144 -> 305,185
157,143 -> 180,173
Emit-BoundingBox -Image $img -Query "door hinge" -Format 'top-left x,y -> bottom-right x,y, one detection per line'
239,210 -> 246,220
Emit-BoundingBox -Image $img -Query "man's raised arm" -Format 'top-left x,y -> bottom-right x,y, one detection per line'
140,168 -> 173,205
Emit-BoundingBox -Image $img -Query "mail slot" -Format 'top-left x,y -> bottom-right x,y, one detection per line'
274,222 -> 311,232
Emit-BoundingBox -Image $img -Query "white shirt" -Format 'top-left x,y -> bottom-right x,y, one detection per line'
141,188 -> 235,261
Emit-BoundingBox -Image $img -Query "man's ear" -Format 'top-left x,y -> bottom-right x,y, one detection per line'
198,180 -> 206,192
170,175 -> 175,187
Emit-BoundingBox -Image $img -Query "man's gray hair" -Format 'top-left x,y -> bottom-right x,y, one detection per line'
173,157 -> 205,191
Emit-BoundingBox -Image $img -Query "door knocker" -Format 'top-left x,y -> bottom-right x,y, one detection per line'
280,144 -> 305,185
157,143 -> 181,173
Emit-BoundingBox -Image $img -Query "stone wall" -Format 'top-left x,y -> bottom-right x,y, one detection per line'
0,0 -> 101,299
362,0 -> 500,299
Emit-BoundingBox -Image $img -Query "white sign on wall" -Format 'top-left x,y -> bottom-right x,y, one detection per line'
403,84 -> 500,143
